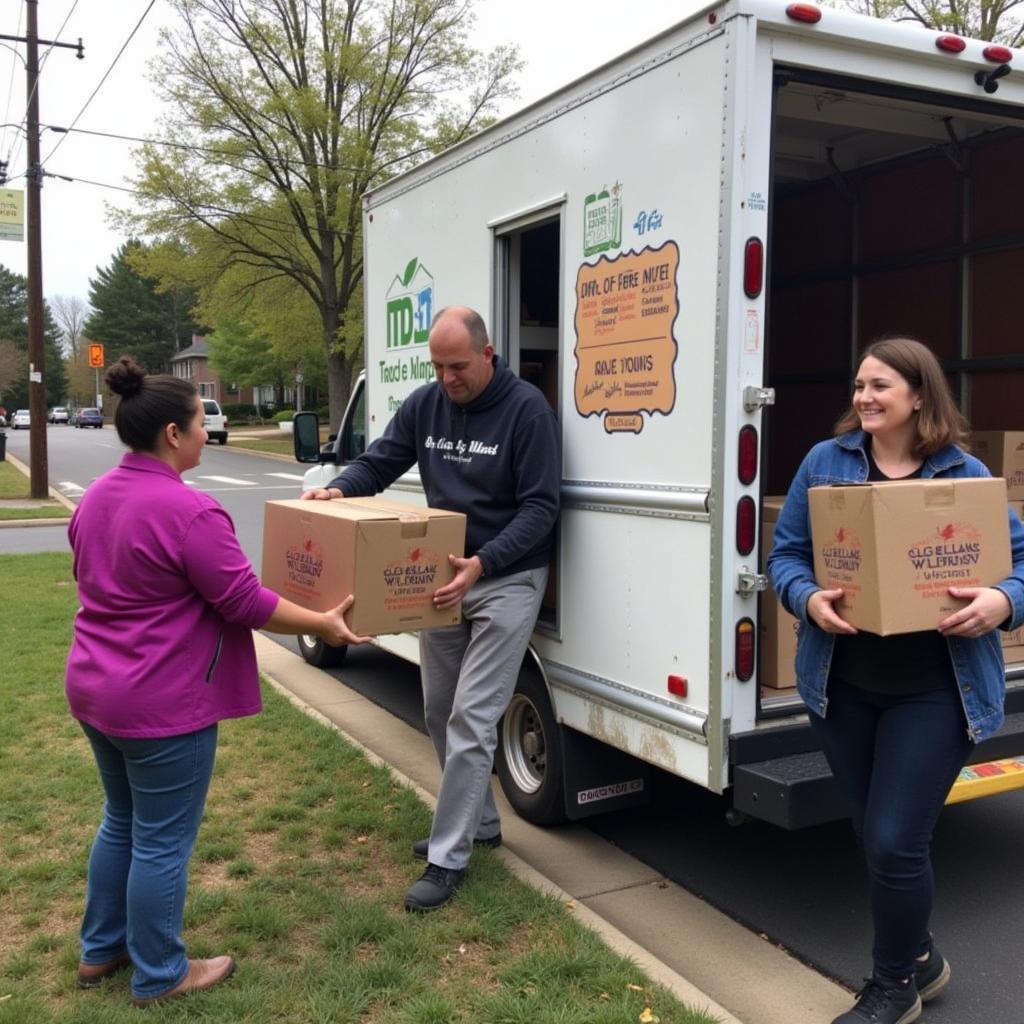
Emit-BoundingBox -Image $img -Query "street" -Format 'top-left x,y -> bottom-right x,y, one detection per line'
5,424 -> 1024,1024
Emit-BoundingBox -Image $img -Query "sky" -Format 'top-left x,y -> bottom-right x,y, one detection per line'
0,0 -> 703,307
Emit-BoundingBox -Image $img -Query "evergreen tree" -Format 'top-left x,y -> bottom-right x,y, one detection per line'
0,264 -> 67,409
84,241 -> 201,372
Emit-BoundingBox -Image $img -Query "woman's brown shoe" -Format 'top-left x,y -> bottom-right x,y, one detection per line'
131,956 -> 235,1006
76,952 -> 131,988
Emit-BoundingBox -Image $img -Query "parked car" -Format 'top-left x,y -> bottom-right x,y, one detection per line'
12,409 -> 30,429
76,408 -> 103,429
48,407 -> 69,424
201,398 -> 228,445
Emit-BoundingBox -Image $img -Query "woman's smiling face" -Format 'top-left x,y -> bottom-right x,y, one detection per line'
853,355 -> 920,442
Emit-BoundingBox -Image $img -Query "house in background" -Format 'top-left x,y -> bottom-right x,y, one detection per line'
170,335 -> 298,409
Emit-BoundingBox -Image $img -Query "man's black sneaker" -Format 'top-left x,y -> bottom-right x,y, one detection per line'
831,977 -> 921,1024
403,864 -> 466,912
914,947 -> 951,1003
411,833 -> 502,860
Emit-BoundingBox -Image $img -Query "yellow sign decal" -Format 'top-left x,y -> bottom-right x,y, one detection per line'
573,241 -> 679,434
0,189 -> 25,242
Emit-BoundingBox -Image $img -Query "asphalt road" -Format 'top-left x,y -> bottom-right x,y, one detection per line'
6,425 -> 1023,1024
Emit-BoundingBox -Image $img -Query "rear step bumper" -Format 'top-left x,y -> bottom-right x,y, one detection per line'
732,704 -> 1024,830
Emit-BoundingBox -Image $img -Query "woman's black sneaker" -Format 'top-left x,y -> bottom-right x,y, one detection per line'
831,977 -> 921,1024
914,947 -> 951,1002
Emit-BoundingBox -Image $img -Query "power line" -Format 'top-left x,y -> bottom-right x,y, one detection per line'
2,1 -> 25,163
41,0 -> 156,167
8,0 -> 82,169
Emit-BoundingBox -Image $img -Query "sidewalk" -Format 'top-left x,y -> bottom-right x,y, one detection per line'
255,634 -> 852,1024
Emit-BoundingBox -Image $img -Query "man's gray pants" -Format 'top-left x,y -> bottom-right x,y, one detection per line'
419,566 -> 548,871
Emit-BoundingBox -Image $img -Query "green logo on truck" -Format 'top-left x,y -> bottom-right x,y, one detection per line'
583,183 -> 623,256
387,257 -> 434,349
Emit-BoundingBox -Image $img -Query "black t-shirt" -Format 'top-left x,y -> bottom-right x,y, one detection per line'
828,444 -> 956,695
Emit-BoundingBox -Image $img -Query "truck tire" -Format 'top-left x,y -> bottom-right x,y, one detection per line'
496,666 -> 566,825
297,633 -> 348,668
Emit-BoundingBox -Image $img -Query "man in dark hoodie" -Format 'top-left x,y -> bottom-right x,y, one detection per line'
303,305 -> 561,911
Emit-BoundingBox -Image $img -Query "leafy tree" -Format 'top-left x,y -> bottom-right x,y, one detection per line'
838,0 -> 1024,44
0,264 -> 67,408
0,337 -> 21,410
84,241 -> 202,372
121,0 -> 520,428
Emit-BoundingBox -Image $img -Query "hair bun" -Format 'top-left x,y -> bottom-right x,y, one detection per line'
105,356 -> 145,398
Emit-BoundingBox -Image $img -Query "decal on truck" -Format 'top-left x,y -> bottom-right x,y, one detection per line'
583,183 -> 623,256
573,240 -> 679,433
380,257 -> 438,412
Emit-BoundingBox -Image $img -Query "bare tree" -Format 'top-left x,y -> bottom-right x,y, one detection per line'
838,0 -> 1024,44
49,294 -> 91,360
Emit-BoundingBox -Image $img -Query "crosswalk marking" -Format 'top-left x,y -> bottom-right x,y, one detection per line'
266,472 -> 305,481
58,481 -> 85,493
197,475 -> 259,486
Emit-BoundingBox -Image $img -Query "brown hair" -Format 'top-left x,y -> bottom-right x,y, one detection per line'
106,357 -> 199,452
834,336 -> 970,458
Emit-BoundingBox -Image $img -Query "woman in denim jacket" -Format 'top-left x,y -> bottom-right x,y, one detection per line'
768,337 -> 1024,1024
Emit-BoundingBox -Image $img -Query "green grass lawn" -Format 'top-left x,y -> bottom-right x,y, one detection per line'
0,506 -> 71,521
0,461 -> 31,498
0,552 -> 717,1024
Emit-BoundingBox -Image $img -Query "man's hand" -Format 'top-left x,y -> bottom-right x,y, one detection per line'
301,487 -> 342,501
807,588 -> 857,635
432,554 -> 484,610
938,586 -> 1011,638
319,595 -> 372,647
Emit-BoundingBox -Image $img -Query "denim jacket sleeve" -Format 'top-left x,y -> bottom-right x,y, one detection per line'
766,447 -> 821,624
996,504 -> 1024,632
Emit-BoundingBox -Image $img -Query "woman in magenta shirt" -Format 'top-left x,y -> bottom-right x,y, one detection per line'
67,358 -> 368,1006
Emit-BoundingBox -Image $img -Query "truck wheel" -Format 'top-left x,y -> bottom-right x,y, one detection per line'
297,633 -> 348,668
496,667 -> 566,825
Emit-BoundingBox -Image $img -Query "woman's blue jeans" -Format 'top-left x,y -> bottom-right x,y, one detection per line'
809,680 -> 973,983
78,722 -> 218,999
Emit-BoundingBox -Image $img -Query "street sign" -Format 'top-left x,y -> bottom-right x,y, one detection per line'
88,343 -> 105,368
0,189 -> 24,242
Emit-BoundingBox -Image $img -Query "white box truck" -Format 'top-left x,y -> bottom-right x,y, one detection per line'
296,0 -> 1024,828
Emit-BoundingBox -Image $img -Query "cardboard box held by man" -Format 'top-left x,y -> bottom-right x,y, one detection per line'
262,497 -> 467,636
809,478 -> 1011,636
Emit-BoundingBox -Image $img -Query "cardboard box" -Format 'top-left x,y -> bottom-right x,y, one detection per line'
761,497 -> 798,689
971,431 -> 1024,499
1004,646 -> 1024,665
808,478 -> 1011,636
1002,623 -> 1024,651
261,496 -> 466,636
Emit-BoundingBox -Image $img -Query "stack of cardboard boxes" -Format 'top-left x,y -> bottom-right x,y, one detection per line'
760,497 -> 798,692
971,431 -> 1024,664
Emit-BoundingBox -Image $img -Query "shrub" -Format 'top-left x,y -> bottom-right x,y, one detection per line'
272,409 -> 296,423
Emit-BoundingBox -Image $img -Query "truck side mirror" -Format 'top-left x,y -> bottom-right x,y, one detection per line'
294,411 -> 332,464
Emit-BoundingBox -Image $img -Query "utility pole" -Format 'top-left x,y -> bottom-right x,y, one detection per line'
1,2 -> 84,498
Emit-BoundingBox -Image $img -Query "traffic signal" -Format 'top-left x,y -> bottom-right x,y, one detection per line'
88,343 -> 104,369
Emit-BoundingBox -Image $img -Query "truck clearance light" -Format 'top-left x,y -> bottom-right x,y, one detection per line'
737,496 -> 756,555
983,45 -> 1013,63
935,34 -> 967,53
735,619 -> 755,681
738,424 -> 758,485
785,3 -> 822,24
743,238 -> 764,299
667,674 -> 688,698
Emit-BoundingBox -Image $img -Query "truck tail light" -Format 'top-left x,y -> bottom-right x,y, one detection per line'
738,424 -> 758,484
667,675 -> 688,698
983,45 -> 1013,63
744,238 -> 763,298
785,3 -> 822,23
737,496 -> 756,556
936,34 -> 966,53
735,619 -> 755,681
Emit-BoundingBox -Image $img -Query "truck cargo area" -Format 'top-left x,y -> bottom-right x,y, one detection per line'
738,66 -> 1024,825
759,67 -> 1024,711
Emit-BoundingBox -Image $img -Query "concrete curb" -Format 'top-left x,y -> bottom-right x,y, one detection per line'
258,657 -> 743,1024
